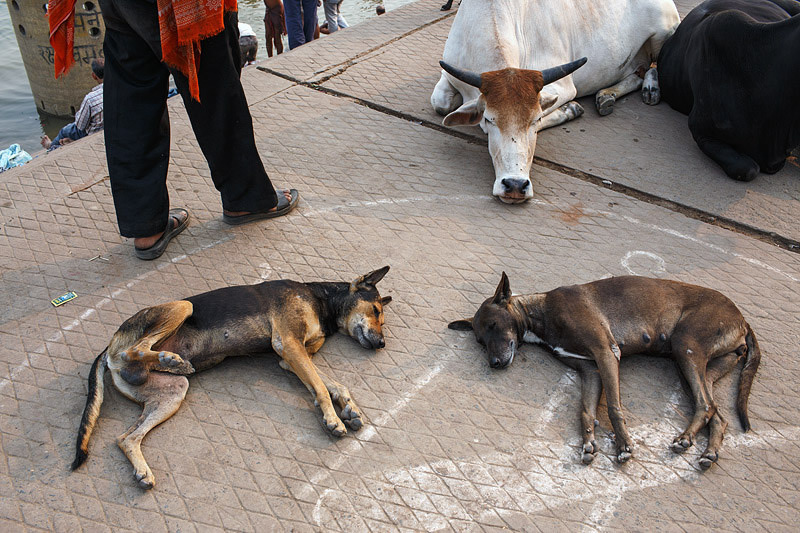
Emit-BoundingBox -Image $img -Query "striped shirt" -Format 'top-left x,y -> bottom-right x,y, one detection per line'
74,83 -> 104,134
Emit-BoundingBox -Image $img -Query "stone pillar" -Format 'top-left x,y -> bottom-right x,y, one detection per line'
7,0 -> 105,118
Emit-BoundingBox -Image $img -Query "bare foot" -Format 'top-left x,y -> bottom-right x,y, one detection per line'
40,135 -> 52,150
223,189 -> 293,217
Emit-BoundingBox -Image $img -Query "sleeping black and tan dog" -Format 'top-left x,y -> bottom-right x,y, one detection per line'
71,267 -> 392,489
449,273 -> 761,469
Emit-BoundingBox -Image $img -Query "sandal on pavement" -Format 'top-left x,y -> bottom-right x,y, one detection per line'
222,189 -> 299,226
134,208 -> 190,261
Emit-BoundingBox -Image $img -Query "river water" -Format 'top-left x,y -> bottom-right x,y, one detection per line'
0,0 -> 414,156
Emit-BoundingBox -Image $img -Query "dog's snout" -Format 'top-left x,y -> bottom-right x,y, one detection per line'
376,337 -> 385,349
490,357 -> 503,368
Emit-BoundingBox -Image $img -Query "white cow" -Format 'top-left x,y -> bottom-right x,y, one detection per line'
431,0 -> 680,203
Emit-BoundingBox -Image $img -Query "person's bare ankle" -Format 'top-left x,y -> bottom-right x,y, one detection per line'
135,231 -> 164,249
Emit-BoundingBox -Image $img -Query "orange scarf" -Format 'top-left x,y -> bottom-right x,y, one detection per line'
48,0 -> 237,101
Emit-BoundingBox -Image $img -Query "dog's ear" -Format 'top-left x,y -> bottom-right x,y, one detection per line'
448,318 -> 474,331
351,265 -> 390,291
380,296 -> 393,305
491,272 -> 511,304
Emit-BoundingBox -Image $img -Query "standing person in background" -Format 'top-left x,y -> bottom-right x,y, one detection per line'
264,0 -> 287,57
41,58 -> 105,151
48,0 -> 299,260
320,0 -> 348,34
284,0 -> 318,49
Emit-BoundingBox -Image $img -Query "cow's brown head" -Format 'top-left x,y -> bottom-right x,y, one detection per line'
440,58 -> 587,204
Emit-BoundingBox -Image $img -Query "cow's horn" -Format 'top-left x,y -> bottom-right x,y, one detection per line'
541,57 -> 588,85
439,60 -> 482,89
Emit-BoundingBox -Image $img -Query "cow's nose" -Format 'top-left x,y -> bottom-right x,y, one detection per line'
501,178 -> 530,194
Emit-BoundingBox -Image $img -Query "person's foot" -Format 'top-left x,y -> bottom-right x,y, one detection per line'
222,189 -> 299,225
134,208 -> 190,260
222,189 -> 294,218
40,135 -> 52,150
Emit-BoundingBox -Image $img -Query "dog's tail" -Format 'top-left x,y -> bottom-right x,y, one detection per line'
737,323 -> 762,432
71,349 -> 108,470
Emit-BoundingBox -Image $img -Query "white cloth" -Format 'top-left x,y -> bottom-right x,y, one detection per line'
238,22 -> 256,38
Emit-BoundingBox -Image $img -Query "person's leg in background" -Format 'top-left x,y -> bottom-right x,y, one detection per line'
42,122 -> 88,150
336,0 -> 348,29
301,0 -> 318,43
283,0 -> 306,49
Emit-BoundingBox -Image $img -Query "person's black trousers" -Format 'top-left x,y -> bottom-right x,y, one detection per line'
100,0 -> 278,238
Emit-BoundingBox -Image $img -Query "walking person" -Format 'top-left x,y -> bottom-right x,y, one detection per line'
48,0 -> 299,260
284,0 -> 319,49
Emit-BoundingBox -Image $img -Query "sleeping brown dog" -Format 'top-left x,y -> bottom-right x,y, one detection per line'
72,267 -> 392,489
449,273 -> 761,469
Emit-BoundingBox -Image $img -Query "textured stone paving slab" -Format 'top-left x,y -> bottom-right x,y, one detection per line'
1,2 -> 799,531
318,2 -> 800,242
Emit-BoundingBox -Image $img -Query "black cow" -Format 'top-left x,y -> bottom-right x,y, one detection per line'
657,0 -> 800,181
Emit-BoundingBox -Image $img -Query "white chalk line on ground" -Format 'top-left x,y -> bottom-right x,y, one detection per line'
307,354 -> 796,531
584,386 -> 684,530
299,194 -> 799,282
310,363 -> 444,526
0,236 -> 232,395
621,250 -> 666,276
410,420 -> 797,532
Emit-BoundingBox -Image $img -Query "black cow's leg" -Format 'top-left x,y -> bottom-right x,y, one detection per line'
693,134 -> 759,182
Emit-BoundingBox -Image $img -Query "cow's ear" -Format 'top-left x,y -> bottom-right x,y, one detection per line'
539,91 -> 558,112
448,318 -> 474,331
443,97 -> 485,127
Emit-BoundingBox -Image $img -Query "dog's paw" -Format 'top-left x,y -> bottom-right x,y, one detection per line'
671,436 -> 692,454
581,440 -> 598,465
134,468 -> 155,490
158,351 -> 195,374
616,445 -> 633,463
340,403 -> 363,431
323,415 -> 347,437
698,451 -> 718,470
